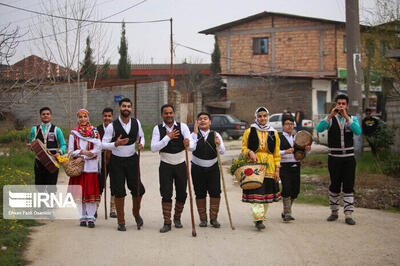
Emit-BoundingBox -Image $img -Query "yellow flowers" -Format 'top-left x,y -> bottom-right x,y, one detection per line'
57,155 -> 69,163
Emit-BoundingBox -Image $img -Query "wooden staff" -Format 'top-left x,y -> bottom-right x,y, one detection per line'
136,137 -> 142,230
185,147 -> 197,237
217,144 -> 235,230
103,153 -> 108,220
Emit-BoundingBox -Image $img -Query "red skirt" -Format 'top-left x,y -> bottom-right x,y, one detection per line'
68,172 -> 100,203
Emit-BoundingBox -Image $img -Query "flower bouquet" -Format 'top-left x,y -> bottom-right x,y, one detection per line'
230,154 -> 267,190
57,153 -> 83,177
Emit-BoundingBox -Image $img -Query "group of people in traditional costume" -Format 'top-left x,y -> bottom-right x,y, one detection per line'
28,93 -> 362,231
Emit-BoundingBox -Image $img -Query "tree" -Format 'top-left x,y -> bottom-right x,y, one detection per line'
210,36 -> 221,75
117,22 -> 131,79
99,59 -> 110,79
81,36 -> 96,78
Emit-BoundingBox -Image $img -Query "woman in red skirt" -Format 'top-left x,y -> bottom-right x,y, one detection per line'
68,109 -> 101,228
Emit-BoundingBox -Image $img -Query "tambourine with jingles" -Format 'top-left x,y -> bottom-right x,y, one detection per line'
294,130 -> 313,160
31,139 -> 59,173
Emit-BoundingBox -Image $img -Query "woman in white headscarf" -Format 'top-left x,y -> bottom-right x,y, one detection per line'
241,107 -> 281,230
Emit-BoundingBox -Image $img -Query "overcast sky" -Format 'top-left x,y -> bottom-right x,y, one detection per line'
1,0 -> 377,65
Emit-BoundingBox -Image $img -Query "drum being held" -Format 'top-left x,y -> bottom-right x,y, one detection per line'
293,130 -> 313,161
31,139 -> 59,173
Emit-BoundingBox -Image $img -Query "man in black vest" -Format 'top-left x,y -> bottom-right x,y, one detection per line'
316,94 -> 362,225
362,108 -> 379,155
279,116 -> 310,222
97,107 -> 117,218
102,98 -> 145,231
190,112 -> 225,228
151,104 -> 194,233
28,107 -> 67,193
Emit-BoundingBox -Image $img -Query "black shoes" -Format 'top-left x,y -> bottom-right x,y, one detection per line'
94,212 -> 97,219
173,219 -> 183,228
255,221 -> 265,230
210,219 -> 221,228
80,221 -> 87,227
110,211 -> 117,218
199,220 -> 207,227
327,214 -> 339,222
88,221 -> 95,228
117,224 -> 126,231
160,224 -> 172,233
135,216 -> 144,228
345,217 -> 356,225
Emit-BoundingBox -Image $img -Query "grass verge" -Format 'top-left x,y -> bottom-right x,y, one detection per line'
0,144 -> 42,265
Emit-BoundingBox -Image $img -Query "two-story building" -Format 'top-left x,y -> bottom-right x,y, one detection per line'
200,11 -> 362,122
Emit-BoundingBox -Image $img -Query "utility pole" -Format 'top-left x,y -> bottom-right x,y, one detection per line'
345,0 -> 363,157
170,18 -> 174,105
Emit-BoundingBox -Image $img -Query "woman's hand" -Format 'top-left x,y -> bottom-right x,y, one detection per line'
80,150 -> 93,157
72,157 -> 83,166
248,151 -> 257,163
274,167 -> 280,183
285,148 -> 294,154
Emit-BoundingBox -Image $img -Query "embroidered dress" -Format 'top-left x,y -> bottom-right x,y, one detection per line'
241,129 -> 281,203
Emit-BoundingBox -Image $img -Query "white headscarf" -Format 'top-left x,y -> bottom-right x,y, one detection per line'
250,106 -> 275,132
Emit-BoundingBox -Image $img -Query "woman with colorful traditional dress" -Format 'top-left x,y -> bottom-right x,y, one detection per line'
68,109 -> 101,228
241,107 -> 281,230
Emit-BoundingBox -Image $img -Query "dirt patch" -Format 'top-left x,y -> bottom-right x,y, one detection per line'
302,158 -> 327,168
302,174 -> 400,210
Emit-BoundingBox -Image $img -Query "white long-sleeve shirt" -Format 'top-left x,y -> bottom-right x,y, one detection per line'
102,116 -> 145,157
190,130 -> 225,168
151,121 -> 194,165
68,131 -> 102,173
279,131 -> 298,164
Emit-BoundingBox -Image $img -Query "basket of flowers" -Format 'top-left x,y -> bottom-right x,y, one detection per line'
57,154 -> 83,177
230,154 -> 267,190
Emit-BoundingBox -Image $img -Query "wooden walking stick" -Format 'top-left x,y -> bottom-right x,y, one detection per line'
185,147 -> 197,237
136,137 -> 142,230
103,153 -> 108,220
217,144 -> 235,230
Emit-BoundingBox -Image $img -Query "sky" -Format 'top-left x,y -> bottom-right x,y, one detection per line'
0,0 -> 378,66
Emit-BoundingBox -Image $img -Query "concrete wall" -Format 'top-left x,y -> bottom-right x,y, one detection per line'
3,81 -> 169,129
226,76 -> 312,122
386,96 -> 400,152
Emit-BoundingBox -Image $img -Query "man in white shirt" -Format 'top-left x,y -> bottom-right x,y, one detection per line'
151,104 -> 194,233
189,112 -> 225,228
102,98 -> 145,231
279,116 -> 310,222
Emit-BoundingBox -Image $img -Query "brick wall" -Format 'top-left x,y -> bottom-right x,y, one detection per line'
216,15 -> 352,75
386,96 -> 400,152
3,81 -> 169,129
226,76 -> 312,122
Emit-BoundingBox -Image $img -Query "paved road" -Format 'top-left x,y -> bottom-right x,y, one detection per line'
25,146 -> 400,266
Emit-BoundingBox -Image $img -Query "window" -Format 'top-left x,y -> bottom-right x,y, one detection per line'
269,115 -> 280,122
253,37 -> 269,55
212,116 -> 222,126
343,35 -> 347,53
380,41 -> 390,56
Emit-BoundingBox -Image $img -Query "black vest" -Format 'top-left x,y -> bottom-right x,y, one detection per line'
193,131 -> 217,160
111,118 -> 138,145
279,132 -> 292,150
35,124 -> 59,154
328,116 -> 354,155
97,124 -> 105,140
247,127 -> 276,154
159,123 -> 185,154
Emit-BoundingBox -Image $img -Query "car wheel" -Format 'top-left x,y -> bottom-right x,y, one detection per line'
232,136 -> 240,140
221,131 -> 229,140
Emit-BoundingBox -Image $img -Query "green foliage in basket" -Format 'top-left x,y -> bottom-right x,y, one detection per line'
229,153 -> 268,175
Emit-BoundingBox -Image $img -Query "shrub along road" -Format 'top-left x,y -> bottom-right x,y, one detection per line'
25,146 -> 400,265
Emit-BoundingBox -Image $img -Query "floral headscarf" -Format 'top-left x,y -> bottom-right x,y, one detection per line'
73,109 -> 99,139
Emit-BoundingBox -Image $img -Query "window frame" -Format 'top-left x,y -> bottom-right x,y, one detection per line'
252,37 -> 269,55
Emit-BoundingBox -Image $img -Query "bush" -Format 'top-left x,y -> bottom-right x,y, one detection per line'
0,128 -> 30,143
380,152 -> 400,178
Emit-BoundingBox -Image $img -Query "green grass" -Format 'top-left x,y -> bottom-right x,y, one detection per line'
293,184 -> 329,206
0,147 -> 41,265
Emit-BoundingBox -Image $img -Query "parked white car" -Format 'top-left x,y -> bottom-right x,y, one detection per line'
268,113 -> 313,133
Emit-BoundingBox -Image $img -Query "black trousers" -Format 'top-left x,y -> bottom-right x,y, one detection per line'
191,162 -> 221,199
34,159 -> 58,193
328,156 -> 356,194
280,162 -> 301,199
109,154 -> 145,198
98,160 -> 112,195
159,161 -> 187,203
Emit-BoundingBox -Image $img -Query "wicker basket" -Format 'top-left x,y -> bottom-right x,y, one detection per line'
62,153 -> 84,177
234,164 -> 266,190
